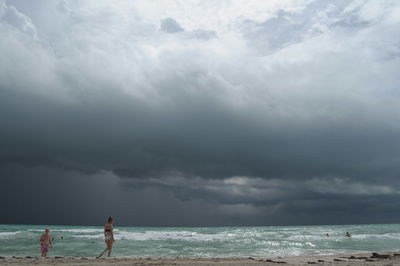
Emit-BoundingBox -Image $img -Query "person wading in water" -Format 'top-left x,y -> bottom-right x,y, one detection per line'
39,229 -> 52,257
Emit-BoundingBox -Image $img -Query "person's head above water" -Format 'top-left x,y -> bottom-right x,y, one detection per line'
45,228 -> 49,234
107,216 -> 114,224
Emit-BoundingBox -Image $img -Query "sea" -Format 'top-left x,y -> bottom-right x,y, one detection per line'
1,224 -> 400,258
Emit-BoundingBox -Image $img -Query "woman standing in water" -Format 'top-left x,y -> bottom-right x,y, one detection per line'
97,216 -> 115,258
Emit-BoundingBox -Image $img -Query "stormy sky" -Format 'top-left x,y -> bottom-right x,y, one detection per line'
1,0 -> 400,226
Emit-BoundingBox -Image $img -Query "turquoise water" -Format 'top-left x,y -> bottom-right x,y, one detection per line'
1,224 -> 400,258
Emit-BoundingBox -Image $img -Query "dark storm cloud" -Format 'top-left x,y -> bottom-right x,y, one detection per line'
0,164 -> 229,226
3,164 -> 400,226
2,84 -> 400,181
1,0 -> 400,225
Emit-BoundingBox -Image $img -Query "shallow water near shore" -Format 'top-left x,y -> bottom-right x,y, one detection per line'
1,224 -> 400,258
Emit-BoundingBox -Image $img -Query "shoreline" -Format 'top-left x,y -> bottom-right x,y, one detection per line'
1,251 -> 400,265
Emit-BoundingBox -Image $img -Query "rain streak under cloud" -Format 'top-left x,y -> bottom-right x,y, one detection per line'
1,0 -> 400,226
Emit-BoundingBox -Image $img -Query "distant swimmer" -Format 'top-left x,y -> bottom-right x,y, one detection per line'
39,229 -> 52,257
326,233 -> 329,237
346,232 -> 352,237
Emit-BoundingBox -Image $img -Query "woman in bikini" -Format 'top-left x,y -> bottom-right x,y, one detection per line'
97,216 -> 115,258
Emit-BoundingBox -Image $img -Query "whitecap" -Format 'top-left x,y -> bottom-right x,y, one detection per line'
72,234 -> 104,239
52,228 -> 105,233
0,231 -> 22,238
112,230 -> 236,242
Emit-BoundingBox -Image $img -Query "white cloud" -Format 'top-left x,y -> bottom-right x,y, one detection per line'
0,1 -> 37,38
2,0 -> 399,112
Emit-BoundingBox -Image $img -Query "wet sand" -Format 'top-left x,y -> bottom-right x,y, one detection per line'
1,252 -> 400,265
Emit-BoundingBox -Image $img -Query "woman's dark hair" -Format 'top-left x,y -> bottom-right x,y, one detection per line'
107,216 -> 113,223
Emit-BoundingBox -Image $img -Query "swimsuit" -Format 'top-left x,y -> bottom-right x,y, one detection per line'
105,226 -> 112,241
41,243 -> 50,253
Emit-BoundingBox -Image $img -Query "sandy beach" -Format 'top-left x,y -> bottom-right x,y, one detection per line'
1,252 -> 400,266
